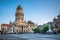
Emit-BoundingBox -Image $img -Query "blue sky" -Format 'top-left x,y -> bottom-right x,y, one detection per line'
0,0 -> 60,25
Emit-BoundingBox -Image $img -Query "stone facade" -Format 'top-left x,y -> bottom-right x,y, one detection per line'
10,5 -> 37,33
53,13 -> 60,32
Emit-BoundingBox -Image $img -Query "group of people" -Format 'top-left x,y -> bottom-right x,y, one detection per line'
0,30 -> 6,35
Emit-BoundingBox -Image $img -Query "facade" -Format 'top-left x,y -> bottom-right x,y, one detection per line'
1,24 -> 10,33
9,5 -> 37,33
53,13 -> 60,33
0,25 -> 1,30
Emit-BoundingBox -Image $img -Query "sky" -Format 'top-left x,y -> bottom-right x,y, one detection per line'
0,0 -> 60,25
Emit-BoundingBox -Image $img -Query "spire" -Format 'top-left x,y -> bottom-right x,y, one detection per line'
17,5 -> 22,10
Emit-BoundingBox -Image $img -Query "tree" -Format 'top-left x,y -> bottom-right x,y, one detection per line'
43,24 -> 53,33
33,28 -> 40,33
50,24 -> 53,30
43,25 -> 49,32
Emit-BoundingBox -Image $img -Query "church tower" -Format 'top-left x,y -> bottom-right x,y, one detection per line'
15,5 -> 24,21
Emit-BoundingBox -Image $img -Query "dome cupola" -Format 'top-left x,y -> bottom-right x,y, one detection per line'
17,5 -> 22,10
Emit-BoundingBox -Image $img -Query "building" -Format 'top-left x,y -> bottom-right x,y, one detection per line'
9,5 -> 37,33
0,25 -> 1,30
53,13 -> 60,33
1,24 -> 10,33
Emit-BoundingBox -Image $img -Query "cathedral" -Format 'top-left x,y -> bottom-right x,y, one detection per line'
9,5 -> 37,33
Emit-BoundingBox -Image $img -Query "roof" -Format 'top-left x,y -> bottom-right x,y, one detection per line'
17,5 -> 22,10
57,15 -> 60,17
27,21 -> 34,24
57,13 -> 60,17
15,21 -> 28,26
1,24 -> 10,27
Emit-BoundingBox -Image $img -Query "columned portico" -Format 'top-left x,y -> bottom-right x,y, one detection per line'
14,25 -> 28,33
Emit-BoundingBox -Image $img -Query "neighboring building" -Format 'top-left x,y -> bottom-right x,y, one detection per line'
53,13 -> 60,33
27,21 -> 37,32
1,24 -> 10,33
9,5 -> 37,33
0,24 -> 1,30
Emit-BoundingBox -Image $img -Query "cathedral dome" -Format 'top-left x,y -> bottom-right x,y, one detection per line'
16,10 -> 24,16
17,5 -> 22,10
16,5 -> 24,16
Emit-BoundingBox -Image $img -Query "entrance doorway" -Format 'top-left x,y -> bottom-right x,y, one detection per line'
21,26 -> 23,33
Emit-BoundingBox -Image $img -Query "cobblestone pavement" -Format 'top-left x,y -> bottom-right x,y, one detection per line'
0,34 -> 27,40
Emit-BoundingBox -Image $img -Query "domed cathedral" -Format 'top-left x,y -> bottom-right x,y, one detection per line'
14,5 -> 28,33
9,5 -> 37,33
